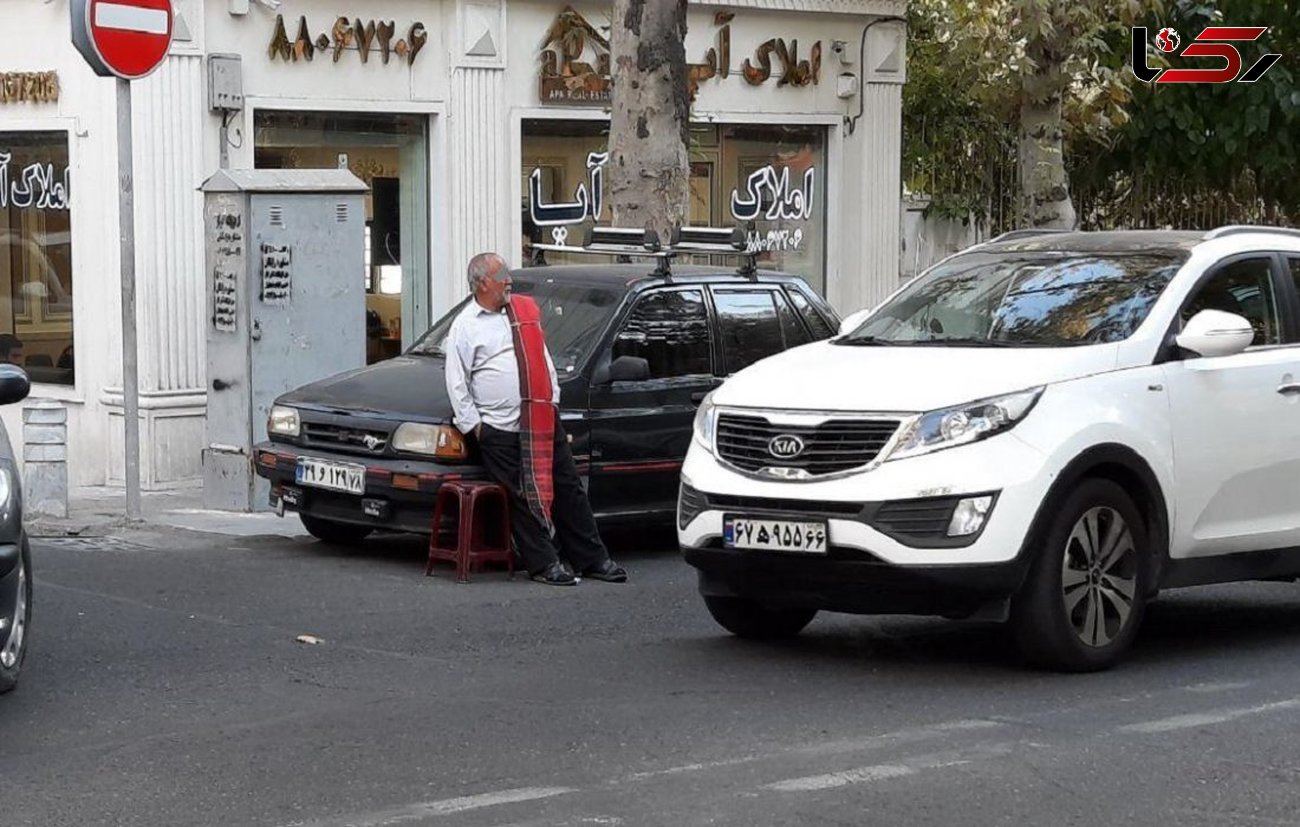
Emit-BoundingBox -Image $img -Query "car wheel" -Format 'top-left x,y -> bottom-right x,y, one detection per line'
703,596 -> 816,640
0,538 -> 32,694
1011,479 -> 1148,672
299,515 -> 373,546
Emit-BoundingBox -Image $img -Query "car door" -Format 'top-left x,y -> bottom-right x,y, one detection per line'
587,287 -> 718,519
1162,253 -> 1300,558
711,286 -> 811,377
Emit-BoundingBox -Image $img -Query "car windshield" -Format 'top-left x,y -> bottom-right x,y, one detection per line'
408,278 -> 623,372
841,250 -> 1187,347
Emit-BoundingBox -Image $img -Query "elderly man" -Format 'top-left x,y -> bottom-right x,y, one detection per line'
444,252 -> 628,587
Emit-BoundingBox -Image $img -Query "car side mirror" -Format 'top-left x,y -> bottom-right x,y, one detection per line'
0,365 -> 31,406
1175,309 -> 1255,359
595,353 -> 650,382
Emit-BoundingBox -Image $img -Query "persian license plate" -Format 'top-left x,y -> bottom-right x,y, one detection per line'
723,516 -> 828,554
295,457 -> 366,495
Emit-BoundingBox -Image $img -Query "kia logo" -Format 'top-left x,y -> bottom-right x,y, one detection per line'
768,434 -> 805,459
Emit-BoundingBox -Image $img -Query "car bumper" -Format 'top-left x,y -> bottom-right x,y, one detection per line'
679,430 -> 1050,567
684,546 -> 1029,617
252,442 -> 487,534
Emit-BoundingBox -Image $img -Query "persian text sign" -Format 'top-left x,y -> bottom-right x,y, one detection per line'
0,153 -> 70,211
0,73 -> 60,104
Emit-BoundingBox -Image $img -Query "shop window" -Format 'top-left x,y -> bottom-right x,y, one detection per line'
255,111 -> 429,365
612,289 -> 712,380
0,132 -> 74,385
521,120 -> 828,295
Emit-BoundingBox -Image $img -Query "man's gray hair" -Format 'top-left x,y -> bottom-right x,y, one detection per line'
467,252 -> 504,292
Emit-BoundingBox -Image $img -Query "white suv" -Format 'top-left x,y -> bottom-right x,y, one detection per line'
679,227 -> 1300,671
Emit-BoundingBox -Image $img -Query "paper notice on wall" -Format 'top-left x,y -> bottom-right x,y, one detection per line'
213,267 -> 238,332
260,244 -> 292,305
212,206 -> 244,333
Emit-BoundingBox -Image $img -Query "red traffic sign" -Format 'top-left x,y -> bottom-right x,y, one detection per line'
72,0 -> 174,80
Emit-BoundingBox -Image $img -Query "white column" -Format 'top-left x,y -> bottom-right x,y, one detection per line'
448,67 -> 509,281
856,81 -> 903,310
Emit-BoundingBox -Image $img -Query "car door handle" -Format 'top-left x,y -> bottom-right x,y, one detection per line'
1278,383 -> 1300,396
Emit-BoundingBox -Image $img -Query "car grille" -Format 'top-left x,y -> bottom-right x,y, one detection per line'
301,422 -> 391,455
715,414 -> 900,477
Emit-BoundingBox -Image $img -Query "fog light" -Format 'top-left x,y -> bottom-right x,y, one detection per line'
948,496 -> 993,537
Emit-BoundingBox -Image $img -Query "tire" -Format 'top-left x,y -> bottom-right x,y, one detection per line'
0,538 -> 32,695
703,595 -> 817,640
299,514 -> 373,546
1011,478 -> 1149,672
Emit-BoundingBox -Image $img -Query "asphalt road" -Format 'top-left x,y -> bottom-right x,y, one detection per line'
7,527 -> 1300,826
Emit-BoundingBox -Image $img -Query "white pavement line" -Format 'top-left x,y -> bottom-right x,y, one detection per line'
626,718 -> 1005,782
94,3 -> 170,35
762,744 -> 1014,794
292,787 -> 578,827
764,764 -> 917,792
1120,698 -> 1300,734
1184,681 -> 1254,694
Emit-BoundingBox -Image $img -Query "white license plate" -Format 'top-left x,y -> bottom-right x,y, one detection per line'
724,516 -> 828,554
295,457 -> 366,495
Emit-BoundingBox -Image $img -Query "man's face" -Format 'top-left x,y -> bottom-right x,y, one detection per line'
480,261 -> 512,310
5,348 -> 21,365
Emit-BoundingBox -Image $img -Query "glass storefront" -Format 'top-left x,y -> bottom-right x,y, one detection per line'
522,120 -> 827,294
254,111 -> 430,364
0,131 -> 74,385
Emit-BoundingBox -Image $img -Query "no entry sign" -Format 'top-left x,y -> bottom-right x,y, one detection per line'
72,0 -> 174,80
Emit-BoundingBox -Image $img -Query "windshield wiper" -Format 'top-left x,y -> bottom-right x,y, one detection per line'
908,337 -> 1019,348
833,336 -> 895,346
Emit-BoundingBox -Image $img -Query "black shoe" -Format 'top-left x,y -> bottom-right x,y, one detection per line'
530,561 -> 577,586
581,559 -> 628,583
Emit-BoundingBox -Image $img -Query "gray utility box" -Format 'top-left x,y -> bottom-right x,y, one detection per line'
199,169 -> 368,512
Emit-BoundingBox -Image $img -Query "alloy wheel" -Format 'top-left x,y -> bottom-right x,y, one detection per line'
1061,506 -> 1137,648
1,553 -> 26,669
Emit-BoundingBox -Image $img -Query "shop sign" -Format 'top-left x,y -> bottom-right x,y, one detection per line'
268,15 -> 428,66
528,153 -> 817,252
0,73 -> 60,105
0,152 -> 70,212
539,6 -> 821,106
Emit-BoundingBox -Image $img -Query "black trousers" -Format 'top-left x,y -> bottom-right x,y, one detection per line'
476,418 -> 609,575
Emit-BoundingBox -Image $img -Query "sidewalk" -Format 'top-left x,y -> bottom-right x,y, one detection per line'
27,484 -> 311,541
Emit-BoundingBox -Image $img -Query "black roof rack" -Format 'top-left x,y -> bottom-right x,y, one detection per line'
1203,225 -> 1300,241
530,224 -> 760,280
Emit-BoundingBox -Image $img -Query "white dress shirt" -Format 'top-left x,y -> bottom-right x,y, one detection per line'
444,298 -> 560,434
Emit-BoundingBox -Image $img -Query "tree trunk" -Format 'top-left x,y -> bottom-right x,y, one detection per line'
1018,44 -> 1077,229
608,0 -> 690,245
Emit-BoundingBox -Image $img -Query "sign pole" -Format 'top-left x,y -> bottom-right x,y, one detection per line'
117,77 -> 142,522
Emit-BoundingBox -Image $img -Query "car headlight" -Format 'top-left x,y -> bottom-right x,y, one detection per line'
268,405 -> 300,437
692,393 -> 718,454
887,388 -> 1043,461
393,423 -> 468,460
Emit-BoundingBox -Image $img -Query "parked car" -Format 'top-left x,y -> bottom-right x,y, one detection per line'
254,262 -> 840,544
0,365 -> 33,694
679,226 -> 1300,671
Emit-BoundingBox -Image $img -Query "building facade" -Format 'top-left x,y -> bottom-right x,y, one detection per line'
0,0 -> 906,496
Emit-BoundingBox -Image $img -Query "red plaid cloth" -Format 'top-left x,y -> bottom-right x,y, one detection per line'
506,296 -> 556,535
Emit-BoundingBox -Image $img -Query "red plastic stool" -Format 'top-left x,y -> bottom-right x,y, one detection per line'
425,481 -> 514,583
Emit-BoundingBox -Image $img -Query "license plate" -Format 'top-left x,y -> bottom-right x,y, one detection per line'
295,457 -> 366,495
724,516 -> 828,554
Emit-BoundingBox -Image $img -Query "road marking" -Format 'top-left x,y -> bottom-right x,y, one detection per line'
94,3 -> 170,35
1184,681 -> 1253,694
765,764 -> 918,792
291,787 -> 577,826
1120,698 -> 1300,734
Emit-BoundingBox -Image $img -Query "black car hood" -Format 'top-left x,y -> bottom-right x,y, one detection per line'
279,355 -> 452,423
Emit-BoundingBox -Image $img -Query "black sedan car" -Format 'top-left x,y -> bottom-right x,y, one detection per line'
1,365 -> 32,694
254,264 -> 840,544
